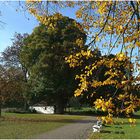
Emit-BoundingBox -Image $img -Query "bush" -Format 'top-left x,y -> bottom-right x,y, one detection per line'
3,108 -> 28,113
28,108 -> 37,113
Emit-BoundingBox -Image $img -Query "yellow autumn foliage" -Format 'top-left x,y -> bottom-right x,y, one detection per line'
26,0 -> 140,125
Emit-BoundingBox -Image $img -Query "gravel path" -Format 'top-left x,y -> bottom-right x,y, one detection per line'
34,116 -> 96,139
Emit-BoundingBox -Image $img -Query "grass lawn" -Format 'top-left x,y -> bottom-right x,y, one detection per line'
90,111 -> 140,139
0,112 -> 86,139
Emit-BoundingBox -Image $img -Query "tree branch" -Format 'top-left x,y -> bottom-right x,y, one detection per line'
88,4 -> 112,46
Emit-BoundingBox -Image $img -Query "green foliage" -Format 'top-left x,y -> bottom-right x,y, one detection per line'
68,97 -> 81,109
20,15 -> 87,113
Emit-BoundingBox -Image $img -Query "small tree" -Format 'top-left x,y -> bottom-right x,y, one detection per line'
0,65 -> 25,116
0,33 -> 29,111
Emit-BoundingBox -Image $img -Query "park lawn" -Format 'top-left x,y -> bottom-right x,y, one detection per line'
0,112 -> 86,139
90,111 -> 140,139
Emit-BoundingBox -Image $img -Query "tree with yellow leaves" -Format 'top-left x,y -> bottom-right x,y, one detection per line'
25,1 -> 140,124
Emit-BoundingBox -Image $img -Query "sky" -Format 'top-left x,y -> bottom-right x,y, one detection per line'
0,1 -> 77,52
0,1 -> 137,57
0,1 -> 119,55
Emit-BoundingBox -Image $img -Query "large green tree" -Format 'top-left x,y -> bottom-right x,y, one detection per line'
20,14 -> 87,113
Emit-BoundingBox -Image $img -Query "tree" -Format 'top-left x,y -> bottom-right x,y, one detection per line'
1,33 -> 28,75
0,33 -> 29,111
75,54 -> 131,106
20,14 -> 88,114
66,45 -> 139,124
0,65 -> 25,116
25,1 -> 140,124
0,65 -> 5,117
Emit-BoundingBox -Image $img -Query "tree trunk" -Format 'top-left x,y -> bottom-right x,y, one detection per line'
24,101 -> 29,111
55,101 -> 65,114
0,92 -> 1,117
0,101 -> 1,117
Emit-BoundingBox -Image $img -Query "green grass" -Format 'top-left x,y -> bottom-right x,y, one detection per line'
0,112 -> 86,139
90,111 -> 140,139
2,110 -> 140,139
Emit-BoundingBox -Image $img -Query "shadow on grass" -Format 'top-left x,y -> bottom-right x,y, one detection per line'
65,110 -> 108,117
101,130 -> 125,135
100,130 -> 112,133
114,121 -> 140,125
103,125 -> 111,127
2,116 -> 96,124
114,126 -> 122,129
132,114 -> 140,119
114,131 -> 125,134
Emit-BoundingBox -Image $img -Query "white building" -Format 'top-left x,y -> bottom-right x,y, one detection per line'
29,101 -> 54,114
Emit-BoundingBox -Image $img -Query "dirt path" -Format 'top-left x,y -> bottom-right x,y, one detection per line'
34,116 -> 96,139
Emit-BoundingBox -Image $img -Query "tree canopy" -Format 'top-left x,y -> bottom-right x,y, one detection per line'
20,14 -> 88,113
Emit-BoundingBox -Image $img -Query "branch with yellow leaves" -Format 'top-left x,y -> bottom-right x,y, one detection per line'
88,4 -> 112,47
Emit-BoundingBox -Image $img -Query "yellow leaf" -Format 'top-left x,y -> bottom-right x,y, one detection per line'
128,118 -> 136,124
136,42 -> 140,47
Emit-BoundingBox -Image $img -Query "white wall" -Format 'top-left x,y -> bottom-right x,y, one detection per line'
29,106 -> 54,114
